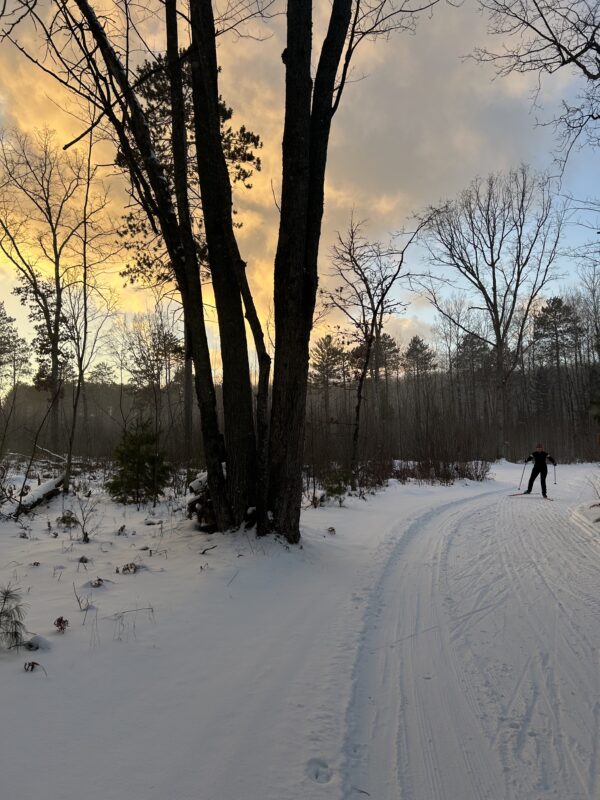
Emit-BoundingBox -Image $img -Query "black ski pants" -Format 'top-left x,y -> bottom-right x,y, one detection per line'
527,465 -> 547,496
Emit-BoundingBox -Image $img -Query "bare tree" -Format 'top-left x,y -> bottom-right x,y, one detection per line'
577,259 -> 600,359
0,302 -> 29,458
476,0 -> 600,158
63,272 -> 117,488
62,130 -> 118,490
109,305 -> 185,441
417,166 -> 565,457
0,129 -> 113,459
321,218 -> 422,485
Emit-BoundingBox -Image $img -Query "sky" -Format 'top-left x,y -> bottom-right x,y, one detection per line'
0,0 -> 597,352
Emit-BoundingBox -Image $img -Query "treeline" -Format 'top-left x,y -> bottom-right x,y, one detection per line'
0,305 -> 206,467
1,380 -> 197,464
306,282 -> 600,470
2,279 -> 599,476
2,0 -> 600,537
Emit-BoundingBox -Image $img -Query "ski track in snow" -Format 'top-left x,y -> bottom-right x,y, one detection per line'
342,473 -> 600,800
2,466 -> 600,800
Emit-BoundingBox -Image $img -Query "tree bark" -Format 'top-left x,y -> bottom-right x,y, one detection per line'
188,0 -> 257,526
49,353 -> 60,456
268,0 -> 314,541
73,0 -> 234,526
183,322 -> 194,474
269,0 -> 353,541
165,0 -> 232,527
350,335 -> 374,488
495,344 -> 507,459
64,369 -> 83,492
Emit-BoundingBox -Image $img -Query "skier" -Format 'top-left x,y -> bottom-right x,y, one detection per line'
523,444 -> 556,498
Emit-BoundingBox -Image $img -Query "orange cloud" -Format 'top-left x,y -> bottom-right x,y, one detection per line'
0,0 -> 582,356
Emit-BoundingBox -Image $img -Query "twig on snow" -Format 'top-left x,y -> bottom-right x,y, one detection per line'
227,569 -> 239,587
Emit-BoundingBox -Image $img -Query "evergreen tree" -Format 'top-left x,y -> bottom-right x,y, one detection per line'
107,421 -> 171,506
453,333 -> 491,375
533,297 -> 582,368
88,362 -> 116,386
377,334 -> 401,379
309,334 -> 345,445
401,336 -> 437,378
310,336 -> 344,389
0,302 -> 29,396
119,54 -> 262,287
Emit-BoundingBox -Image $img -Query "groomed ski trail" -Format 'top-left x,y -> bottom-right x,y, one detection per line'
342,475 -> 600,800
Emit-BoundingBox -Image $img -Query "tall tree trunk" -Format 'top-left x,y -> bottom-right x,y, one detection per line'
350,337 -> 374,489
49,348 -> 60,456
165,0 -> 232,527
395,370 -> 403,459
73,0 -> 233,526
269,0 -> 352,541
82,379 -> 89,453
268,0 -> 314,541
188,0 -> 258,526
495,344 -> 507,459
183,321 -> 194,476
64,367 -> 84,492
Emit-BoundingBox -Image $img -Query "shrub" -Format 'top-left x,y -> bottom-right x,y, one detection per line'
392,459 -> 490,485
0,585 -> 27,649
107,422 -> 170,506
357,459 -> 394,490
455,460 -> 491,482
56,509 -> 79,529
321,465 -> 352,506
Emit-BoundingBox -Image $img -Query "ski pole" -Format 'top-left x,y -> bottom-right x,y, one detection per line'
518,462 -> 526,490
554,464 -> 557,485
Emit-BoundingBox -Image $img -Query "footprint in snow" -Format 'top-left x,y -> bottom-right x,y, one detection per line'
306,758 -> 332,784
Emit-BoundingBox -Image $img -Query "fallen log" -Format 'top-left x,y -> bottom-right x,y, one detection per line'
17,476 -> 65,514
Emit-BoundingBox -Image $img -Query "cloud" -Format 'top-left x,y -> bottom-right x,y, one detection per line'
0,0 -> 591,349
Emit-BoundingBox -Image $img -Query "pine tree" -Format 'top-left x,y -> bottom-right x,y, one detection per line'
0,302 -> 29,395
401,336 -> 437,378
533,297 -> 582,368
107,421 -> 171,506
310,335 -> 344,423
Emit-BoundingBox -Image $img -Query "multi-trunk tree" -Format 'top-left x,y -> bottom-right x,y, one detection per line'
118,55 -> 262,477
1,0 -> 439,541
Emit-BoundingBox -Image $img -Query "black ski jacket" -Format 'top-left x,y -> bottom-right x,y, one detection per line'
525,450 -> 556,468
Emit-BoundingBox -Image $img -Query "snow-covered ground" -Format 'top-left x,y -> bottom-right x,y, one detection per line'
1,462 -> 598,800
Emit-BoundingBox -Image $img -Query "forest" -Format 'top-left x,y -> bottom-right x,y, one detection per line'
3,5 -> 600,798
0,0 -> 598,540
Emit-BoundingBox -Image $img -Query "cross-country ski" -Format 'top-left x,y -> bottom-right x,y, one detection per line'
509,493 -> 554,500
